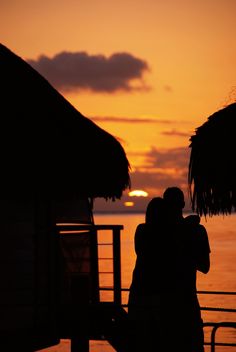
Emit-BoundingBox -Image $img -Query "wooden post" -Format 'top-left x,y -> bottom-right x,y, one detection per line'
89,227 -> 100,303
112,227 -> 122,305
71,337 -> 89,352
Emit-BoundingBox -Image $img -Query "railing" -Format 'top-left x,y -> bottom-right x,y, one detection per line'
198,291 -> 236,352
119,288 -> 236,351
57,224 -> 236,351
57,224 -> 123,305
203,322 -> 236,352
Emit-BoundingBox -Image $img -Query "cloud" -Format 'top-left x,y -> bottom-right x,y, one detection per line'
27,51 -> 150,93
131,169 -> 187,192
161,129 -> 191,137
128,146 -> 190,198
94,146 -> 192,212
145,146 -> 190,169
128,169 -> 191,210
90,116 -> 173,123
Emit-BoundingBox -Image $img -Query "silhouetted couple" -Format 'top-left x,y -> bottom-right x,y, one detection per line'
127,187 -> 210,352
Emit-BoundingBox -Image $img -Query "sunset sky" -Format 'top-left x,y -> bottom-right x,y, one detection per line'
1,0 -> 236,211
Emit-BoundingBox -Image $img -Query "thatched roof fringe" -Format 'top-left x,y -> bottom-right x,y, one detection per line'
188,102 -> 236,216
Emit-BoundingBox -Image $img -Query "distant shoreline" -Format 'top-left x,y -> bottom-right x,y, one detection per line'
94,210 -> 195,215
94,210 -> 236,215
94,210 -> 145,215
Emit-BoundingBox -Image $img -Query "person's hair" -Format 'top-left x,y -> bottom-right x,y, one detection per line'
163,187 -> 185,209
145,197 -> 166,224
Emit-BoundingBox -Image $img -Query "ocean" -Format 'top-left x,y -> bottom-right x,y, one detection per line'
39,212 -> 236,352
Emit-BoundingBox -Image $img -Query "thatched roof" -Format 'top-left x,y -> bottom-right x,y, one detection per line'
188,102 -> 236,216
0,44 -> 130,200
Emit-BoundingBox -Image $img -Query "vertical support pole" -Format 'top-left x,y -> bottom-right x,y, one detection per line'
210,325 -> 218,352
34,197 -> 60,346
71,337 -> 89,352
112,227 -> 122,305
89,227 -> 100,303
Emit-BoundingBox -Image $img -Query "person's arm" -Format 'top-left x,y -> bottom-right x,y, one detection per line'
196,225 -> 211,274
134,223 -> 145,255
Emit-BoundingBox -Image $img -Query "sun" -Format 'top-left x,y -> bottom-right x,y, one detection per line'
128,189 -> 149,197
124,201 -> 135,207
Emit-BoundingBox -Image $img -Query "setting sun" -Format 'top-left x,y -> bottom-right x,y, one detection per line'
124,201 -> 134,207
128,190 -> 149,197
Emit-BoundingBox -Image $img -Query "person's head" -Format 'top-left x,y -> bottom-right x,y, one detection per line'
163,187 -> 185,217
145,197 -> 166,224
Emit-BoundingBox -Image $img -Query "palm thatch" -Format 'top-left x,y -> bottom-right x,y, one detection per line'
0,43 -> 130,201
188,102 -> 236,216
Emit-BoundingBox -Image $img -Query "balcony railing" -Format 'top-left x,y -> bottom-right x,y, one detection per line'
57,224 -> 236,351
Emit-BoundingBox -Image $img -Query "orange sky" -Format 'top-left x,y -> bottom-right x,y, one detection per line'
1,0 -> 236,210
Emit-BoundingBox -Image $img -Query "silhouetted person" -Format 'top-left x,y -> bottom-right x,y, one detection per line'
163,187 -> 211,352
128,197 -> 168,351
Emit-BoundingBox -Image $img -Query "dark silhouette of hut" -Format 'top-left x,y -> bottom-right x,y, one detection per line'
0,44 -> 130,351
188,102 -> 236,216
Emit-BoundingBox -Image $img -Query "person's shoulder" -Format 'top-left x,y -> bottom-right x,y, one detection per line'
184,215 -> 208,232
136,223 -> 146,231
197,223 -> 208,235
137,222 -> 145,227
184,214 -> 200,226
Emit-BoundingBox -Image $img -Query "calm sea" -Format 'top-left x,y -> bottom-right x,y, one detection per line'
40,212 -> 236,352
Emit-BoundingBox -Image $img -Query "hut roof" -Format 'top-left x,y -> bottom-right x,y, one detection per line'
188,102 -> 236,216
0,44 -> 130,200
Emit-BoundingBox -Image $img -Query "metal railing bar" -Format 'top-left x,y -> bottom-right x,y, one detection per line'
197,290 -> 236,295
57,224 -> 124,231
97,243 -> 113,246
98,272 -> 113,275
201,307 -> 236,312
204,342 -> 236,346
118,288 -> 236,295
